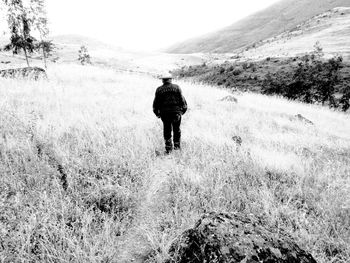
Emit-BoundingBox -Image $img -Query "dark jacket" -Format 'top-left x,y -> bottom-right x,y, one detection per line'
153,83 -> 187,117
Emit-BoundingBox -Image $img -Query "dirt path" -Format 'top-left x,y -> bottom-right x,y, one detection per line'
118,155 -> 180,262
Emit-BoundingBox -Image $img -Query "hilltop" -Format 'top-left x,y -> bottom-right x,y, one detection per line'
167,0 -> 350,53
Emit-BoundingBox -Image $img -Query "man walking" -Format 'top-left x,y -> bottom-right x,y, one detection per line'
153,74 -> 187,154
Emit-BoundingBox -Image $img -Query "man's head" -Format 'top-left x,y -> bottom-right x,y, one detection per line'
160,73 -> 173,84
162,78 -> 172,84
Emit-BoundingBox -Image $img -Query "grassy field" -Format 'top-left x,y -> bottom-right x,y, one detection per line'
0,64 -> 349,262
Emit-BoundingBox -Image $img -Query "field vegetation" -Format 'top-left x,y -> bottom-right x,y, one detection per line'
173,52 -> 350,111
0,65 -> 349,262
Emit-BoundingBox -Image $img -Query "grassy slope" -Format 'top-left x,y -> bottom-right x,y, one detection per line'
241,7 -> 350,61
0,65 -> 350,262
167,0 -> 350,53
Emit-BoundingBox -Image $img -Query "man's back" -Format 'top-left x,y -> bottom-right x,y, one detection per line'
153,83 -> 187,115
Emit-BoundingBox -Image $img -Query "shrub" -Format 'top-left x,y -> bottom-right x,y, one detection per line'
263,54 -> 345,110
78,45 -> 91,65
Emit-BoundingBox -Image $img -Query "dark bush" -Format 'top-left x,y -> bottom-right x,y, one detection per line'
263,55 -> 346,110
172,51 -> 349,110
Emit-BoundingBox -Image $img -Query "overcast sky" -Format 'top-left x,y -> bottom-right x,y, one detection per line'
2,0 -> 281,51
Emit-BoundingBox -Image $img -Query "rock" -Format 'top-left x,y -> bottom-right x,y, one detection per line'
232,136 -> 242,146
0,67 -> 47,80
166,212 -> 317,263
220,95 -> 238,103
295,114 -> 314,125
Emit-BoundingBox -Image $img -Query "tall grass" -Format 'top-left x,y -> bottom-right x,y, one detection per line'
0,64 -> 349,262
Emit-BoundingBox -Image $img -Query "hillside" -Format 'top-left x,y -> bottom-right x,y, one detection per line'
167,0 -> 350,53
241,7 -> 350,60
0,65 -> 349,262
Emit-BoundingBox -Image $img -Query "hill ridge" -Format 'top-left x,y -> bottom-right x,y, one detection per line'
167,0 -> 350,53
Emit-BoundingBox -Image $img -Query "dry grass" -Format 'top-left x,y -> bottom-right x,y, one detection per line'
0,64 -> 349,263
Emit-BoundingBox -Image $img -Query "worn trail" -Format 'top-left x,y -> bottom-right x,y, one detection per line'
118,155 -> 180,262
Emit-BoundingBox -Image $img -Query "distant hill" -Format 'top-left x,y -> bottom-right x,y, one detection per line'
50,34 -> 206,72
0,34 -> 120,51
0,34 -> 206,73
49,34 -> 131,65
240,7 -> 350,61
52,34 -> 122,51
0,34 -> 123,66
167,0 -> 350,53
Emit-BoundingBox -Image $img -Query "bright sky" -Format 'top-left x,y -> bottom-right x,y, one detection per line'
2,0 -> 281,51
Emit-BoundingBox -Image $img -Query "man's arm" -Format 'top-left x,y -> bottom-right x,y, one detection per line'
177,86 -> 187,115
181,95 -> 187,114
153,91 -> 160,117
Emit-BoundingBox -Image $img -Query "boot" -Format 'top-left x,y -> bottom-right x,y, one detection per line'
174,142 -> 181,150
165,139 -> 173,154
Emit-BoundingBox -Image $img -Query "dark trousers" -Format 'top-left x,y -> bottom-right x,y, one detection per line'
160,112 -> 182,152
